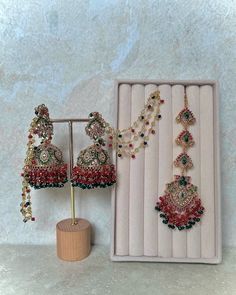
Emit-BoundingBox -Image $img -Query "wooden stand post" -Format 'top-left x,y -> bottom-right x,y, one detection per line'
56,218 -> 91,261
51,118 -> 91,262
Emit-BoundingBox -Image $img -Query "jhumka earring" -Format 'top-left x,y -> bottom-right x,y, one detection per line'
71,112 -> 116,189
20,104 -> 68,222
155,88 -> 204,230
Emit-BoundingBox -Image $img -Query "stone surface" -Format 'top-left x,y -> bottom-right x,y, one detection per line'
0,245 -> 235,295
0,0 -> 235,246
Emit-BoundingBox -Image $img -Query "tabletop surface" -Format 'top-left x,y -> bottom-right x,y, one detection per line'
0,245 -> 235,295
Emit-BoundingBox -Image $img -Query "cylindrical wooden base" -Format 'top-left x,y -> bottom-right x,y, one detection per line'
56,218 -> 91,261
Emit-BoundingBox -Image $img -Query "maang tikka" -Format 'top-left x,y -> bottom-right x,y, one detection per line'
155,88 -> 204,230
71,112 -> 116,189
20,104 -> 68,222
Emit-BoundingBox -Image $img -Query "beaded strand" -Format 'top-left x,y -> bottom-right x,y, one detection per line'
105,90 -> 164,158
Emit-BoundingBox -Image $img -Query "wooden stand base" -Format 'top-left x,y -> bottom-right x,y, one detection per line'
56,218 -> 91,261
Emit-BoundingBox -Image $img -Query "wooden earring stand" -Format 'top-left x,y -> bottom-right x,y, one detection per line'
51,118 -> 91,262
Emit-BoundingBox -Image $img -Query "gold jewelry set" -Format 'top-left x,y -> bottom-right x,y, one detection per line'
20,89 -> 204,230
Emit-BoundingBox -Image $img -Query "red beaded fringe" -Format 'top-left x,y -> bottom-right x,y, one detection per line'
24,164 -> 68,189
156,195 -> 204,230
71,164 -> 116,189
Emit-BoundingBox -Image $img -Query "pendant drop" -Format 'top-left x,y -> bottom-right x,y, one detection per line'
155,175 -> 204,230
155,88 -> 204,230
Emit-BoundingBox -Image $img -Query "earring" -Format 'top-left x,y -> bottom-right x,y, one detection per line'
71,112 -> 116,189
155,89 -> 204,230
20,104 -> 68,222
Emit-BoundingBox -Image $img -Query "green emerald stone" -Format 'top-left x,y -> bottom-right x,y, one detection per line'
183,134 -> 189,143
182,156 -> 187,165
179,176 -> 187,186
184,112 -> 190,119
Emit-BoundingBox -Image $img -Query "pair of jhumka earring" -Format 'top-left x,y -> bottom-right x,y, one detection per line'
20,106 -> 116,222
20,91 -> 163,222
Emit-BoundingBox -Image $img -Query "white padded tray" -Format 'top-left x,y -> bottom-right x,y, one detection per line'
111,80 -> 221,263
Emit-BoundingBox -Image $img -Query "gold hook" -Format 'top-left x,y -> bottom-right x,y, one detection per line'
184,86 -> 188,108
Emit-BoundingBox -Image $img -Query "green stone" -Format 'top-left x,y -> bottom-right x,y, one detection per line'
168,224 -> 175,229
182,156 -> 187,165
179,176 -> 187,186
179,180 -> 184,185
183,134 -> 189,143
184,112 -> 190,119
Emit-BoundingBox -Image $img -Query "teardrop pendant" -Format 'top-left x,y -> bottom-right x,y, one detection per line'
155,175 -> 204,230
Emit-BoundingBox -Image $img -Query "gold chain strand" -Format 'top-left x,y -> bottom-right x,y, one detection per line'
20,123 -> 37,222
184,87 -> 188,108
105,91 -> 164,158
20,105 -> 53,222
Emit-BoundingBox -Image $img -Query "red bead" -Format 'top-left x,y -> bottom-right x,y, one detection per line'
31,217 -> 35,221
21,173 -> 24,177
28,134 -> 33,139
161,99 -> 164,103
131,129 -> 135,133
131,154 -> 135,159
129,144 -> 133,147
108,144 -> 112,147
109,136 -> 113,140
26,189 -> 31,193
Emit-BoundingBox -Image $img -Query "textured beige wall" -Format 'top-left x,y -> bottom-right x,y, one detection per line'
0,0 -> 235,246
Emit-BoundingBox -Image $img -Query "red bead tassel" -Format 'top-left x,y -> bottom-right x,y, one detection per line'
71,164 -> 116,189
24,164 -> 68,189
155,196 -> 204,230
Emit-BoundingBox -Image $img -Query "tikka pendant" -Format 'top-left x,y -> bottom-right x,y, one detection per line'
155,89 -> 204,230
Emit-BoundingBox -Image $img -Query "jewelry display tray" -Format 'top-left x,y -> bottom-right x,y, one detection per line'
110,80 -> 221,264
